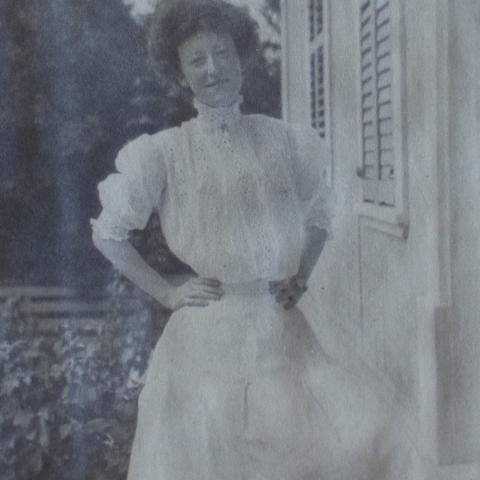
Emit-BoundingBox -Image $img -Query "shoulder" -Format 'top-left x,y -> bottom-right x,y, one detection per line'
242,115 -> 329,155
115,127 -> 180,175
118,127 -> 180,159
284,121 -> 324,144
242,113 -> 290,131
242,114 -> 322,142
286,122 -> 330,158
241,114 -> 295,146
149,125 -> 182,152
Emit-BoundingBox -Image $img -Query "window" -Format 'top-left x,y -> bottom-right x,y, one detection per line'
359,0 -> 394,205
308,0 -> 329,141
357,0 -> 408,237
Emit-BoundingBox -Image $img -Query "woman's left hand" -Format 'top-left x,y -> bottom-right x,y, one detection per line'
269,274 -> 308,310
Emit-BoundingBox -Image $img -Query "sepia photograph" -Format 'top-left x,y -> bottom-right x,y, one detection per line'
1,0 -> 479,479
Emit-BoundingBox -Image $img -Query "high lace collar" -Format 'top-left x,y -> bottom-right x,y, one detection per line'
193,95 -> 243,131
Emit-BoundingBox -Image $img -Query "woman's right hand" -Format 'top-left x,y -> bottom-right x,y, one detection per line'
164,277 -> 224,311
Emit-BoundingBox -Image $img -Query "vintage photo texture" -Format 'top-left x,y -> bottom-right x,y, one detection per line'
1,1 -> 479,479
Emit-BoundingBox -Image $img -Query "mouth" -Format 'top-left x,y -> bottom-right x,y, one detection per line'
205,78 -> 229,88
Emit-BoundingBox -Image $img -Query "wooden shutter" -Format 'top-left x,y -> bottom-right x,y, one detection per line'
309,0 -> 328,139
360,0 -> 395,206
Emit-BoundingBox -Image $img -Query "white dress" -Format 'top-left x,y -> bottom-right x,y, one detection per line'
91,99 -> 436,480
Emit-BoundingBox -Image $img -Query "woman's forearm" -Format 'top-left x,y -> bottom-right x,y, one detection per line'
271,226 -> 328,309
297,226 -> 328,282
92,233 -> 173,307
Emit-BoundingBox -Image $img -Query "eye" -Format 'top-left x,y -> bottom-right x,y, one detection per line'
215,48 -> 230,58
189,56 -> 205,67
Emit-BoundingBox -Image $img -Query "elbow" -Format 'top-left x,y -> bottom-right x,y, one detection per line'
91,230 -> 130,272
91,230 -> 115,258
305,225 -> 330,243
91,232 -> 118,270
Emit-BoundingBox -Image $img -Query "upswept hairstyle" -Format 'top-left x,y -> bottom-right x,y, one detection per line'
148,0 -> 260,80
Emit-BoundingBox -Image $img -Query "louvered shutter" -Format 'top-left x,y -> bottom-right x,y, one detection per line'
309,0 -> 328,139
360,0 -> 395,206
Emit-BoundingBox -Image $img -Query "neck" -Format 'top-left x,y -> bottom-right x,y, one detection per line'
193,95 -> 243,127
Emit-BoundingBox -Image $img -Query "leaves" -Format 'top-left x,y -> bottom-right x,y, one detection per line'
0,0 -> 150,286
1,0 -> 282,289
0,300 -> 167,480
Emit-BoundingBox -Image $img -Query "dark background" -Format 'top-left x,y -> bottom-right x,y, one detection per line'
0,0 -> 281,290
0,2 -> 281,479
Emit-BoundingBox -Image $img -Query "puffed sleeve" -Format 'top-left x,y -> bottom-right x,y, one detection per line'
288,123 -> 336,239
90,133 -> 166,241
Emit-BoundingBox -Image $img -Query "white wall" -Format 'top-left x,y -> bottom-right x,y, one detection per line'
439,0 -> 480,464
284,0 -> 443,390
283,0 -> 480,467
282,0 -> 454,461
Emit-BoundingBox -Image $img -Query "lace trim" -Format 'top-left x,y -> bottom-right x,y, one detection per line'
193,95 -> 243,129
90,217 -> 130,242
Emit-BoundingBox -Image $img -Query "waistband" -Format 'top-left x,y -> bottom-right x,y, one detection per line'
221,278 -> 274,296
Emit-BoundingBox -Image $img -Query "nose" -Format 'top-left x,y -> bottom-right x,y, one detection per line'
205,54 -> 219,76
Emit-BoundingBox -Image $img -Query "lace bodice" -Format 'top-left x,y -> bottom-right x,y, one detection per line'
90,99 -> 335,282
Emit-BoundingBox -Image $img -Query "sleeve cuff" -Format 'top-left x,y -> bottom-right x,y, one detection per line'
90,215 -> 131,242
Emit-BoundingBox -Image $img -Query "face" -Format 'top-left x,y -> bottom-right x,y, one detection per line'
177,30 -> 243,108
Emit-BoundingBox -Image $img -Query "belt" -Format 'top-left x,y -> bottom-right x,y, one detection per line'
221,278 -> 275,296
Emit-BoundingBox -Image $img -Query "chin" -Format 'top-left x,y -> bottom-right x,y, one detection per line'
197,90 -> 240,108
213,95 -> 239,107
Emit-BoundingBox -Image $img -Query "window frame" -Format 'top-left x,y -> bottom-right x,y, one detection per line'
305,0 -> 333,183
355,0 -> 409,239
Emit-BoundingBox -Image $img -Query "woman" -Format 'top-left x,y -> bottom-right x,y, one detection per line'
91,1 -> 436,479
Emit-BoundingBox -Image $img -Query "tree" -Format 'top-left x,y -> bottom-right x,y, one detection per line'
0,0 -> 166,286
0,0 -> 282,288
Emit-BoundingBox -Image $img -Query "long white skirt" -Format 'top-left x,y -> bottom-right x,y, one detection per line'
127,287 -> 436,480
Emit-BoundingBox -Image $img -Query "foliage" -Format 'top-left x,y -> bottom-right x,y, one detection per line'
0,0 -> 170,286
0,298 -> 167,480
0,1 -> 282,477
261,0 -> 281,35
0,0 -> 281,470
0,0 -> 281,288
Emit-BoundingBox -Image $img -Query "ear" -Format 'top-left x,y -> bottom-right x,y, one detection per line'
176,73 -> 189,89
175,63 -> 189,88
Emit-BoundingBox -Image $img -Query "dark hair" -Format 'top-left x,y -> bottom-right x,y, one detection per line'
148,0 -> 260,79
